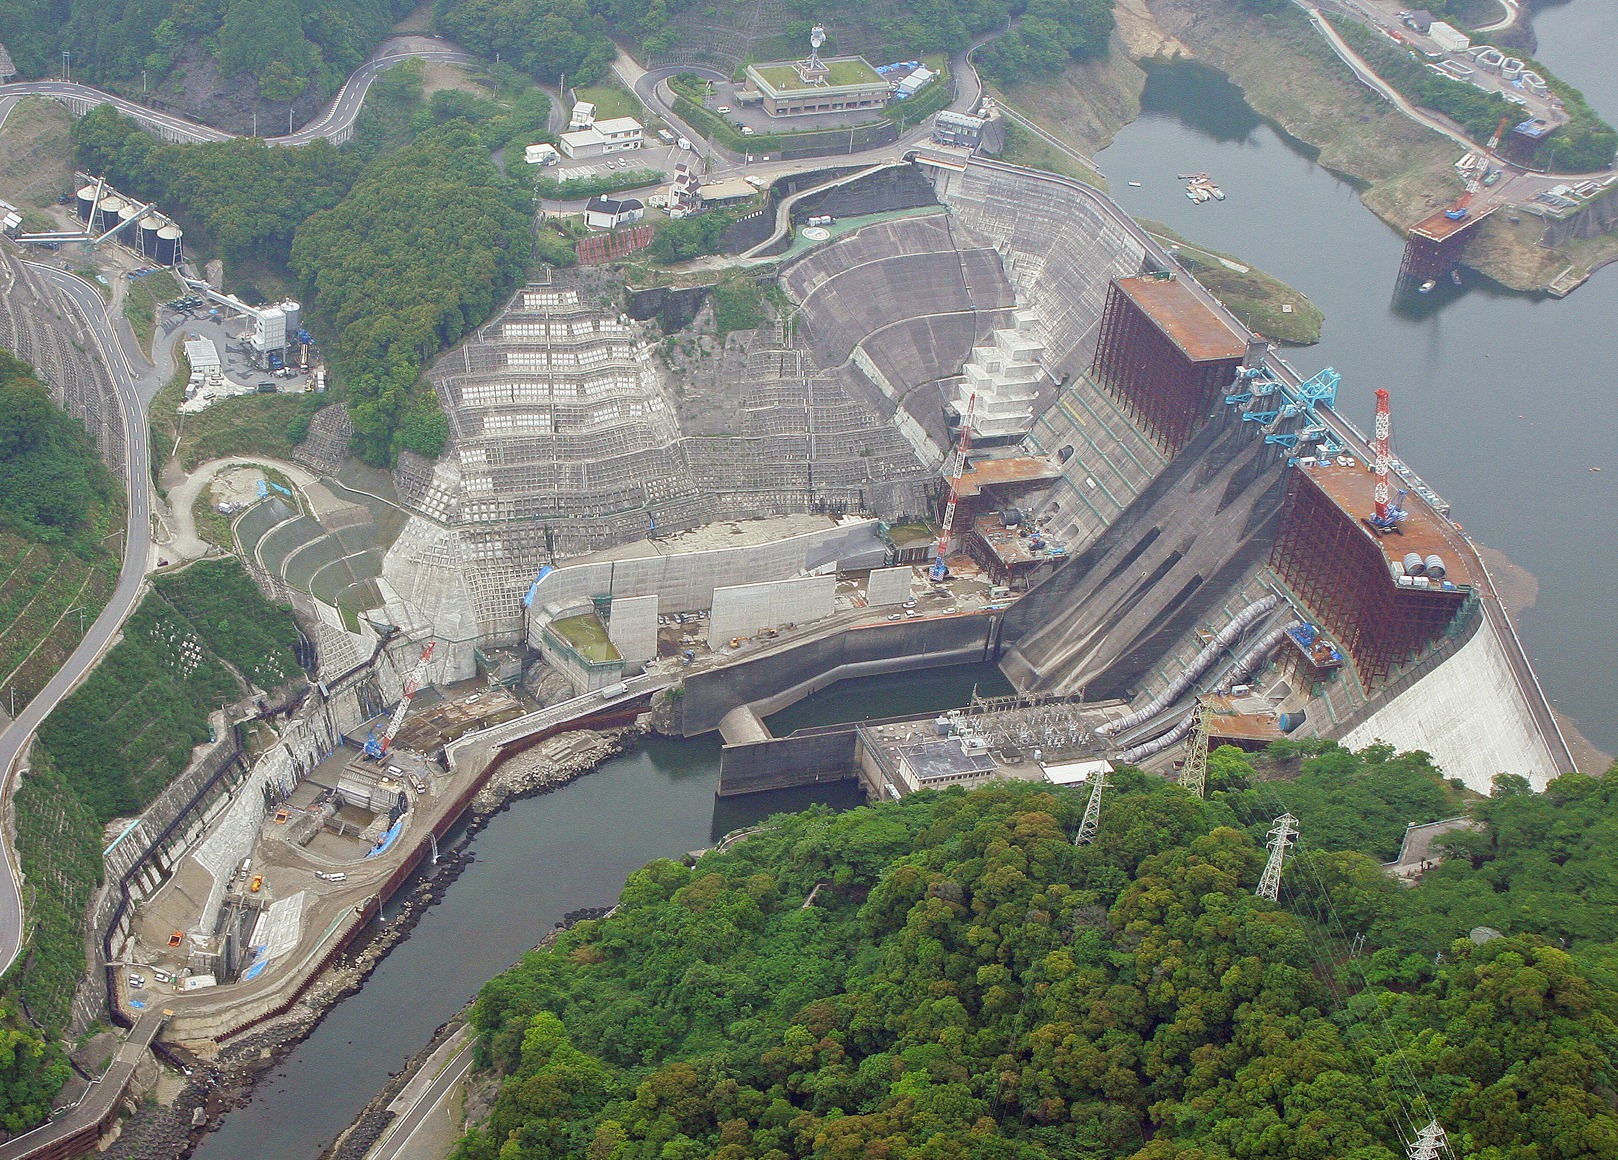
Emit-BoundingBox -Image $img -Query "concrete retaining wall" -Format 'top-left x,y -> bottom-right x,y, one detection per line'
708,576 -> 834,647
718,730 -> 858,796
680,613 -> 1001,736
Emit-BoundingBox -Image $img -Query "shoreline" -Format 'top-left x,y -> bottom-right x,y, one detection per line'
97,727 -> 635,1160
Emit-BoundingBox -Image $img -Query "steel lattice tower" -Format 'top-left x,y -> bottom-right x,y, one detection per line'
1179,706 -> 1210,798
1255,812 -> 1298,901
1407,1118 -> 1450,1160
1074,768 -> 1108,846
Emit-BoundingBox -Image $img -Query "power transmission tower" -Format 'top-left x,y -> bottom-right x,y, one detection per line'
1255,812 -> 1298,901
1407,1118 -> 1450,1160
1074,768 -> 1108,846
1179,705 -> 1211,798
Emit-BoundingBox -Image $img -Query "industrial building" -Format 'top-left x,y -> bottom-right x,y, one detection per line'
741,28 -> 890,119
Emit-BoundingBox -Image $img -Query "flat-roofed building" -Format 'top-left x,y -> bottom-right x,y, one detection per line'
743,56 -> 889,117
560,116 -> 645,159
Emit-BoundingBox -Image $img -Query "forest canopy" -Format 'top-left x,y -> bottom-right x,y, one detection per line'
0,349 -> 117,548
459,744 -> 1618,1159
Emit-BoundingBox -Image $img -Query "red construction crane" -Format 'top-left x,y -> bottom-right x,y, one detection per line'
930,394 -> 976,581
1486,113 -> 1512,152
366,640 -> 435,757
1368,389 -> 1408,533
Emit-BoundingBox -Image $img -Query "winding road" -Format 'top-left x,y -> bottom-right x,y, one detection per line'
0,263 -> 156,978
0,36 -> 477,147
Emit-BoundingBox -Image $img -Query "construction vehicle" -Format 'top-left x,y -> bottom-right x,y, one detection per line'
1444,173 -> 1483,220
364,641 -> 436,758
930,393 -> 976,582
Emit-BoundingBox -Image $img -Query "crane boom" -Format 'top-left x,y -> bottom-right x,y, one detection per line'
931,395 -> 976,581
371,640 -> 435,757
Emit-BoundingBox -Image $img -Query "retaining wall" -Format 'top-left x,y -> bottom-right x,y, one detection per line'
717,730 -> 858,796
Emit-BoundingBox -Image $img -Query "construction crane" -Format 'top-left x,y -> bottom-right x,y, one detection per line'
365,640 -> 435,758
1486,113 -> 1512,152
1367,389 -> 1409,534
930,394 -> 976,582
1443,173 -> 1482,220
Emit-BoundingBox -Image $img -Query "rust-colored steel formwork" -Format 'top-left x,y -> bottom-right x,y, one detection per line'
1269,467 -> 1466,687
1089,276 -> 1246,454
1397,207 -> 1492,285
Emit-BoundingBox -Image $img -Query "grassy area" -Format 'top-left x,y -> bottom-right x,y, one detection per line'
751,58 -> 882,89
999,120 -> 1105,188
0,528 -> 122,713
535,168 -> 667,201
191,491 -> 237,551
0,97 -> 75,211
121,268 -> 182,359
711,274 -> 767,336
572,81 -> 641,121
148,355 -> 317,477
1141,219 -> 1324,345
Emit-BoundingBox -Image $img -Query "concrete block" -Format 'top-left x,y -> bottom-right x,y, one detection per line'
608,594 -> 659,668
708,576 -> 834,648
866,566 -> 914,607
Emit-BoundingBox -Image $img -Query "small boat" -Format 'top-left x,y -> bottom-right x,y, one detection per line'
1207,185 -> 1225,201
1419,279 -> 1437,293
1128,180 -> 1142,187
1187,186 -> 1211,203
1451,269 -> 1463,286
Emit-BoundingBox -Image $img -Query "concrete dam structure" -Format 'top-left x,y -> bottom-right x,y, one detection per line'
365,155 -> 1569,792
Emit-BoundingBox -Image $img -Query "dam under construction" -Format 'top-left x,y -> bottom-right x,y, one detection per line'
335,154 -> 1566,798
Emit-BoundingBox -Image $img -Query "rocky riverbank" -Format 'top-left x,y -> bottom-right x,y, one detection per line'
96,726 -> 635,1159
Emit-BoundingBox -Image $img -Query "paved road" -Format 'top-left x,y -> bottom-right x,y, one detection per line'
0,36 -> 477,147
0,263 -> 156,979
367,1039 -> 474,1160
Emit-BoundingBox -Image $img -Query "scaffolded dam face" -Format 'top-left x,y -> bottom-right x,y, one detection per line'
374,158 -> 1568,792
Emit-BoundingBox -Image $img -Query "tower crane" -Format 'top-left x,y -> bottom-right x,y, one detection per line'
365,640 -> 436,758
1367,389 -> 1409,534
930,393 -> 976,582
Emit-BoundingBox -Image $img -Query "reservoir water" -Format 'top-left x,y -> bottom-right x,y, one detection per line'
1093,30 -> 1618,755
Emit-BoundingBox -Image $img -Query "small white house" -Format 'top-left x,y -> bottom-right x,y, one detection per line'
569,101 -> 597,129
584,196 -> 645,230
524,142 -> 560,165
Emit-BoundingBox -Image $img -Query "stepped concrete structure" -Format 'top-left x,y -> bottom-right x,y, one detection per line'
361,157 -> 1569,791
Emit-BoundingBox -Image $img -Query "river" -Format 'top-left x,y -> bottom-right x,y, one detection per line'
191,5 -> 1616,1154
190,664 -> 1005,1159
1092,9 -> 1617,756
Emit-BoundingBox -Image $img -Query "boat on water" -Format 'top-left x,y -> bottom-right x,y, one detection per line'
1184,175 -> 1223,203
1187,186 -> 1211,203
1128,180 -> 1142,187
1419,279 -> 1437,293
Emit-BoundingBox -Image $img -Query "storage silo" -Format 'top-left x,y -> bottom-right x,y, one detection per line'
1424,555 -> 1446,581
75,185 -> 99,223
279,299 -> 301,333
138,215 -> 164,258
94,194 -> 126,235
154,222 -> 184,266
116,202 -> 142,246
1402,552 -> 1426,577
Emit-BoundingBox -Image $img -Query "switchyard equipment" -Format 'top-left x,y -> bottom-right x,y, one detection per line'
365,641 -> 436,758
931,393 -> 976,581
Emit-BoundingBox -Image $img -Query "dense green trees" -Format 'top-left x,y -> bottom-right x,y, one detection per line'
985,0 -> 1116,86
0,350 -> 117,548
459,747 -> 1618,1159
434,0 -> 617,84
0,0 -> 410,96
75,104 -> 363,267
291,122 -> 531,463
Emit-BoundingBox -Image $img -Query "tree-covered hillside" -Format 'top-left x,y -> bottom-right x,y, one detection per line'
459,745 -> 1618,1159
1,0 -> 412,100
